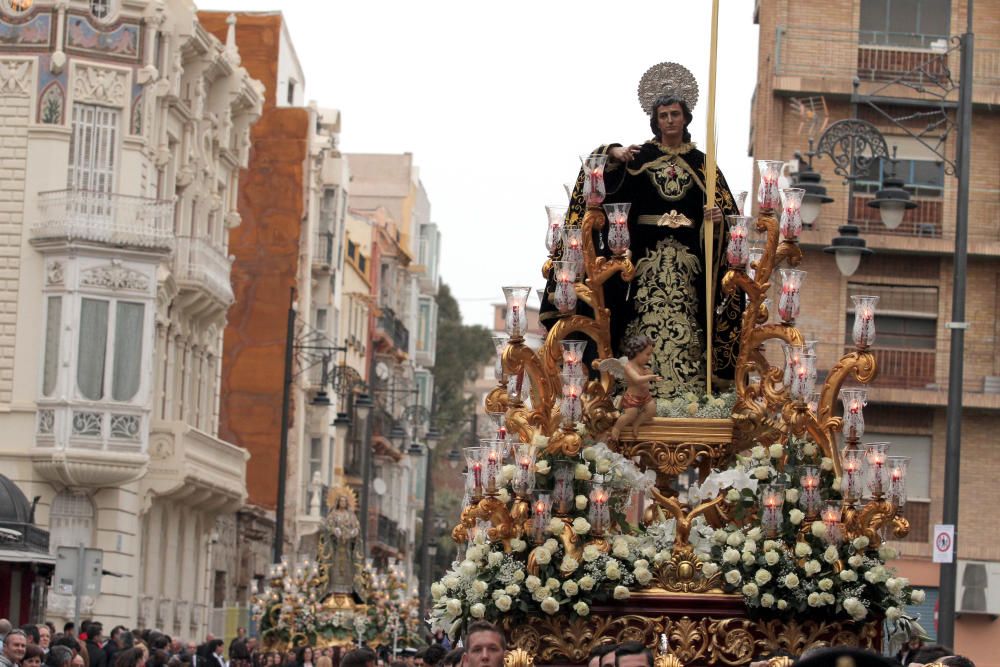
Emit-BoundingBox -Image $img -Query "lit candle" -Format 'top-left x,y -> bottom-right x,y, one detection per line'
779,188 -> 805,240
778,269 -> 805,322
582,155 -> 608,206
553,261 -> 577,313
851,295 -> 879,349
761,485 -> 785,537
726,215 -> 751,268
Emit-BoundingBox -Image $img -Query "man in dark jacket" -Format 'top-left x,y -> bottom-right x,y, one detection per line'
84,624 -> 105,667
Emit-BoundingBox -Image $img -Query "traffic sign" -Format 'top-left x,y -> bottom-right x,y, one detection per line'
933,524 -> 954,563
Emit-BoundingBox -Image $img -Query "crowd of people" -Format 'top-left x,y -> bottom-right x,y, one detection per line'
0,618 -> 977,667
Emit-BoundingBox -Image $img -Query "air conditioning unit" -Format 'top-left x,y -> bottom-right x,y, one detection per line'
956,559 -> 1000,617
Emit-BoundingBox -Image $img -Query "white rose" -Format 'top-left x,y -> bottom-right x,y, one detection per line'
634,568 -> 653,585
784,573 -> 800,589
911,589 -> 926,604
794,542 -> 812,558
769,443 -> 784,459
811,521 -> 828,538
839,570 -> 858,582
582,446 -> 597,461
848,555 -> 863,569
579,575 -> 596,591
755,569 -> 772,586
575,495 -> 588,511
513,570 -> 525,583
540,596 -> 559,614
548,518 -> 565,535
803,442 -> 817,456
725,547 -> 740,564
544,538 -> 559,553
596,459 -> 611,474
879,545 -> 898,561
761,593 -> 775,608
747,527 -> 763,542
574,601 -> 590,616
525,575 -> 541,592
505,584 -> 520,596
546,577 -> 560,591
742,552 -> 756,567
726,488 -> 741,502
533,547 -> 551,565
702,562 -> 720,577
742,583 -> 760,598
613,585 -> 630,600
641,545 -> 656,559
561,556 -> 580,573
743,539 -> 757,554
613,538 -> 630,558
807,592 -> 821,607
500,464 -> 516,484
495,594 -> 512,612
886,578 -> 904,596
816,578 -> 832,591
535,460 -> 551,475
822,592 -> 835,605
785,489 -> 800,504
789,509 -> 805,525
764,540 -> 780,551
886,606 -> 901,622
562,579 -> 579,597
466,546 -> 484,563
583,545 -> 601,562
460,560 -> 478,577
470,602 -> 486,618
443,574 -> 461,590
777,600 -> 788,610
605,561 -> 622,580
471,580 -> 489,596
446,598 -> 462,616
431,582 -> 447,599
488,551 -> 504,567
532,587 -> 549,602
823,545 -> 839,564
751,445 -> 766,459
725,570 -> 742,585
821,457 -> 834,471
575,463 -> 592,480
844,597 -> 868,621
765,551 -> 780,566
572,517 -> 591,535
713,529 -> 729,545
726,531 -> 745,547
853,536 -> 870,550
510,538 -> 527,553
754,466 -> 771,480
804,560 -> 822,576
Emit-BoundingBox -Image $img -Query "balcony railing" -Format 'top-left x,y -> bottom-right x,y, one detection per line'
841,344 -> 936,389
377,306 -> 409,352
313,231 -> 335,269
173,236 -> 234,304
33,189 -> 174,250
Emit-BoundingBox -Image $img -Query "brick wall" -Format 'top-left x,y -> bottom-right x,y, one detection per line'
0,60 -> 32,405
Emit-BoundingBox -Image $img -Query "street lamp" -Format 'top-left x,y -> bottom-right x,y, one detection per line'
447,448 -> 461,469
389,423 -> 407,449
867,172 -> 917,230
425,427 -> 441,451
823,224 -> 872,277
332,412 -> 351,446
407,441 -> 424,458
791,148 -> 834,226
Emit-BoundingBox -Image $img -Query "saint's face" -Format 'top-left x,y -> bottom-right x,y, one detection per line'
656,103 -> 686,146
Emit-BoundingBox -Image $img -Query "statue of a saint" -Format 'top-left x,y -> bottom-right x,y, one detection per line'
319,486 -> 361,599
541,62 -> 742,399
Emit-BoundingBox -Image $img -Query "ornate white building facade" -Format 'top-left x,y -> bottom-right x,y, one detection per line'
0,0 -> 261,636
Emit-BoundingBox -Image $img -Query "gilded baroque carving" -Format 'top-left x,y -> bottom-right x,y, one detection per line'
81,261 -> 149,291
0,59 -> 33,96
72,64 -> 128,107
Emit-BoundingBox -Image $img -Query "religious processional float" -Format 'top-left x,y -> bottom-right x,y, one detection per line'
427,61 -> 926,667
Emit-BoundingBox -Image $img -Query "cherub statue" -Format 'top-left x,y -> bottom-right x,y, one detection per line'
601,335 -> 661,441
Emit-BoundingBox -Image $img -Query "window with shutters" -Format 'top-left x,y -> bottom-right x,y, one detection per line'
67,103 -> 120,194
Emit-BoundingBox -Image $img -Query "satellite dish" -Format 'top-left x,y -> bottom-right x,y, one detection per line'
373,478 -> 387,496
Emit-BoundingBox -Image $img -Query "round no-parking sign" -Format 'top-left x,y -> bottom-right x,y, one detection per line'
933,524 -> 954,564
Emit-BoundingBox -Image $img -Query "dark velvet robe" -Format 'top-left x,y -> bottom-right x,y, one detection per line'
540,140 -> 743,398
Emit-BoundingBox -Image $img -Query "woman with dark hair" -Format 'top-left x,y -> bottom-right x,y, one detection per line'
114,649 -> 147,667
294,647 -> 313,667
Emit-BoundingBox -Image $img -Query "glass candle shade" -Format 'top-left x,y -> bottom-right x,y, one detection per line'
887,456 -> 909,508
760,485 -> 785,537
544,205 -> 566,254
531,493 -> 552,543
560,372 -> 585,427
603,203 -> 631,255
840,388 -> 867,440
465,446 -> 486,497
561,227 -> 585,278
864,442 -> 890,498
799,466 -> 823,517
481,439 -> 504,495
507,371 -> 528,404
851,295 -> 879,349
561,339 -> 588,379
777,269 -> 806,322
736,190 -> 748,215
512,444 -> 537,497
552,460 -> 576,515
553,260 -> 578,313
841,447 -> 864,501
747,248 -> 763,282
757,160 -> 784,211
588,474 -> 610,535
486,411 -> 507,443
502,286 -> 531,339
807,391 -> 820,416
537,288 -> 546,307
582,154 -> 608,206
783,344 -> 807,391
821,503 -> 843,545
779,188 -> 805,240
790,352 -> 817,401
492,334 -> 509,383
726,215 -> 751,268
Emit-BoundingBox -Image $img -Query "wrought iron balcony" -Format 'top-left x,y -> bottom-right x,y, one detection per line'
33,189 -> 174,251
173,236 -> 235,304
313,231 -> 335,270
376,306 -> 409,352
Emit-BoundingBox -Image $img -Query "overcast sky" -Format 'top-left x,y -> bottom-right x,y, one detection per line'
205,0 -> 761,328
